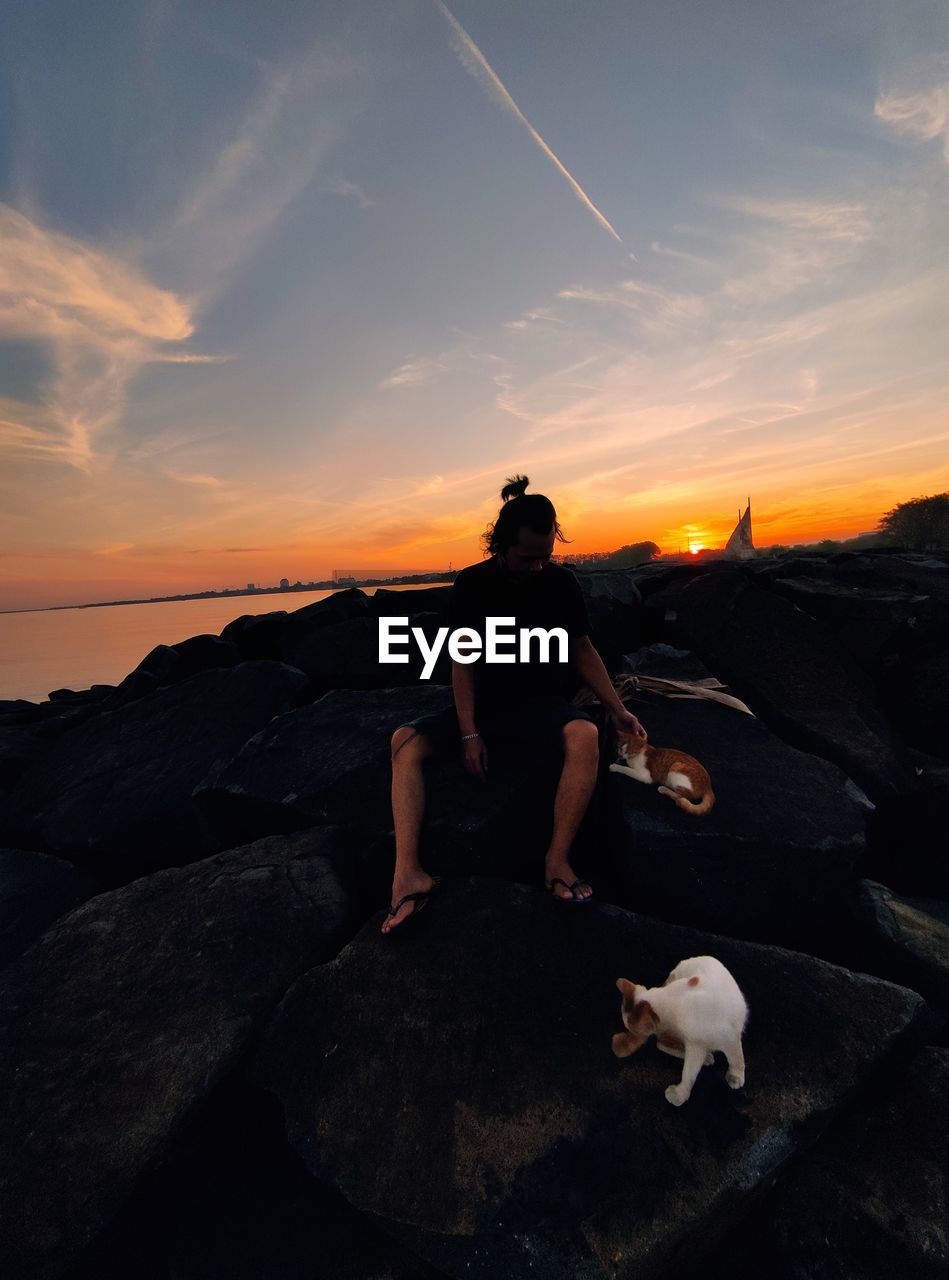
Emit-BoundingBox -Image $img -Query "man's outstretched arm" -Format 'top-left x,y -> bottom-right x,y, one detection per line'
452,659 -> 489,777
571,636 -> 647,739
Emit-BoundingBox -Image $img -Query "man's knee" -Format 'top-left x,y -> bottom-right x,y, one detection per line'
391,724 -> 432,763
562,718 -> 599,761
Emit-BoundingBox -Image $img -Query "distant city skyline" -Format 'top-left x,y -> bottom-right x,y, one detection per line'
2,0 -> 948,610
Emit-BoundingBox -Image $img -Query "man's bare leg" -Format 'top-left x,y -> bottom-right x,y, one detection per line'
545,719 -> 599,901
382,725 -> 436,934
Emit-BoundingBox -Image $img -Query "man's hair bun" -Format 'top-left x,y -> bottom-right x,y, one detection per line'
483,473 -> 569,555
500,474 -> 530,502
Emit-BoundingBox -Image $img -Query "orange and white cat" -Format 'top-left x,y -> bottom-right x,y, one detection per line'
609,727 -> 715,815
612,955 -> 748,1106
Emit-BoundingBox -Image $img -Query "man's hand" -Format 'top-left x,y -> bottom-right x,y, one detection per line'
612,707 -> 647,742
462,734 -> 489,779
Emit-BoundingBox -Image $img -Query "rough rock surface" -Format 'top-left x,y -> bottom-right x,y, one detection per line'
606,688 -> 867,947
0,848 -> 94,967
280,612 -> 452,689
573,569 -> 643,673
0,722 -> 55,791
368,586 -> 452,617
1,661 -> 310,872
218,608 -> 289,661
649,567 -> 915,803
0,826 -> 356,1280
772,1048 -> 949,1280
888,644 -> 949,759
767,574 -> 942,668
69,1080 -> 443,1280
845,879 -> 949,1012
253,878 -> 923,1280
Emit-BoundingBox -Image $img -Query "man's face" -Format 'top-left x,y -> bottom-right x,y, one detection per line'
501,528 -> 556,576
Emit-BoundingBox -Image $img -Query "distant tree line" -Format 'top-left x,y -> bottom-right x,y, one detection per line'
877,492 -> 949,550
559,541 -> 661,569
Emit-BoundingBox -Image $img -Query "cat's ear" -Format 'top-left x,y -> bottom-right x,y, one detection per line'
616,978 -> 637,997
611,1032 -> 638,1058
688,975 -> 700,987
637,1000 -> 659,1029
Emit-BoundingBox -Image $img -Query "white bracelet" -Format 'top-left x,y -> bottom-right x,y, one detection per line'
460,731 -> 480,741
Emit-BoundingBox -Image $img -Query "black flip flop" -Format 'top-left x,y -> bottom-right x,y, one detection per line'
546,876 -> 594,904
384,877 -> 442,934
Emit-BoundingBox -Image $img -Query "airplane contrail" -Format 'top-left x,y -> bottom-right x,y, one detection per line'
434,1 -> 623,244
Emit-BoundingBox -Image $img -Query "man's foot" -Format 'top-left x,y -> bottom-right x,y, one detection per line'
544,859 -> 593,902
381,872 -> 438,935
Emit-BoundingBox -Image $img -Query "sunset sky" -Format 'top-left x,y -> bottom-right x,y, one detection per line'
2,0 -> 948,610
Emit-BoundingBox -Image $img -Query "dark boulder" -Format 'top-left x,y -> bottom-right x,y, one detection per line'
0,848 -> 94,967
285,586 -> 370,627
368,586 -> 452,617
47,685 -> 115,705
0,826 -> 356,1280
69,1079 -> 442,1280
605,687 -> 867,948
100,635 -> 243,713
0,722 -> 55,790
219,609 -> 289,662
772,1047 -> 949,1280
767,575 -> 944,669
865,756 -> 949,897
887,644 -> 949,759
279,612 -> 451,690
573,569 -> 643,674
831,551 -> 949,603
650,567 -> 915,803
844,879 -> 949,1013
1,661 -> 310,874
0,696 -> 87,727
621,642 -> 719,682
253,877 -> 923,1280
749,554 -> 835,583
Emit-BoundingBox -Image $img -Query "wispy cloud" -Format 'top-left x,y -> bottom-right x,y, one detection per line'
379,356 -> 445,389
0,204 -> 212,469
0,204 -> 192,346
326,176 -> 375,208
0,40 -> 357,476
716,197 -> 873,301
164,470 -> 226,487
152,52 -> 351,294
876,54 -> 949,162
433,0 -> 622,244
558,278 -> 708,332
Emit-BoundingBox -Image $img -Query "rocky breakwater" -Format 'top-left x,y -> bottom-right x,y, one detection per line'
0,555 -> 946,1280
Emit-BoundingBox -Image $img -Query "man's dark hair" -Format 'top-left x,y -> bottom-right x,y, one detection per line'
482,474 -> 570,555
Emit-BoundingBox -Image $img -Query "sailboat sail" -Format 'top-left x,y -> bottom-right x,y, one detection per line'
725,499 -> 755,559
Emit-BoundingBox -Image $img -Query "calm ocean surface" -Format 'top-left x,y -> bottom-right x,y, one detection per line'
0,584 -> 448,705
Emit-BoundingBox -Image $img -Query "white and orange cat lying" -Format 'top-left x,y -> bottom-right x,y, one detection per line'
609,726 -> 715,815
612,955 -> 748,1106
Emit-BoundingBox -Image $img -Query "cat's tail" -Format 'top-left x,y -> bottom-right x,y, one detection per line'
659,784 -> 715,816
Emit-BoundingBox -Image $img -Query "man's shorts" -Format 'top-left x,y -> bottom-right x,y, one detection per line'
400,694 -> 595,759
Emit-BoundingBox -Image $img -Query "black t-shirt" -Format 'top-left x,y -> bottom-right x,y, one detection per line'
447,556 -> 591,709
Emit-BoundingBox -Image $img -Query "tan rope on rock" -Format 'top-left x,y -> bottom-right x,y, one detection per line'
573,673 -> 754,716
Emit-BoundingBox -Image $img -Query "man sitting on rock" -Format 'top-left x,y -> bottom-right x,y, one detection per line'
382,474 -> 647,934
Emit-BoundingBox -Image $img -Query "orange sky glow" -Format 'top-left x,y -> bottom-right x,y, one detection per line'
3,3 -> 949,613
